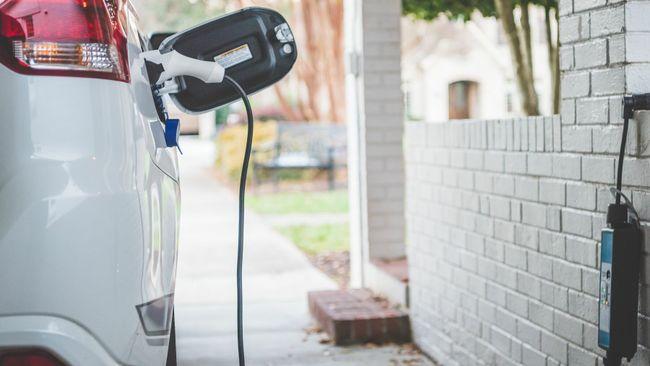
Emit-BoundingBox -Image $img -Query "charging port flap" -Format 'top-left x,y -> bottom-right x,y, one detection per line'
155,7 -> 297,114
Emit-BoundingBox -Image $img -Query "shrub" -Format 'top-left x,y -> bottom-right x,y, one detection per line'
215,121 -> 278,179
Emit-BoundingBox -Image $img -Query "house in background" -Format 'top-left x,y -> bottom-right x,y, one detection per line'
402,9 -> 553,122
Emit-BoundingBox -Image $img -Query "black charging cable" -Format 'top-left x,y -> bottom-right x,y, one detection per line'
615,116 -> 630,205
615,94 -> 649,205
223,75 -> 253,366
608,95 -> 650,223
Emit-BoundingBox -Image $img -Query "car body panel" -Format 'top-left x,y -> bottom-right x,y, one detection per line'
0,2 -> 180,364
0,315 -> 120,365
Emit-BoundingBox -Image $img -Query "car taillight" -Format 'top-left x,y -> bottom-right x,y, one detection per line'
0,0 -> 129,82
0,350 -> 65,366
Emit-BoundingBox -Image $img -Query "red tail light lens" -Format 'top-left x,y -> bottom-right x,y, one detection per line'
0,0 -> 130,82
0,350 -> 65,366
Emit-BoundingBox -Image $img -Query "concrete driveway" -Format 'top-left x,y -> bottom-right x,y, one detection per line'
174,137 -> 434,366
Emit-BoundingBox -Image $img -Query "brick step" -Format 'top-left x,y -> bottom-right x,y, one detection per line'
308,289 -> 411,346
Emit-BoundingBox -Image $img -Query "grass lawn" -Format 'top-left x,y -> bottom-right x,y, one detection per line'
276,223 -> 349,255
248,190 -> 349,259
247,190 -> 348,215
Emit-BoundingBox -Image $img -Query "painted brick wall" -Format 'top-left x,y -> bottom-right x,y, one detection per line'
405,0 -> 650,365
346,0 -> 405,287
405,116 -> 649,365
358,0 -> 406,261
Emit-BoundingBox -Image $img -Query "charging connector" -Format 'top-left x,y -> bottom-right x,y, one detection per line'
623,93 -> 650,119
141,49 -> 225,85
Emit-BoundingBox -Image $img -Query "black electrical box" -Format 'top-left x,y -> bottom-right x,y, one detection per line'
598,226 -> 642,361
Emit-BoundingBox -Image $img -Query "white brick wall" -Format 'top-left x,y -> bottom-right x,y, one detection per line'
406,115 -> 650,365
346,0 -> 405,286
362,1 -> 405,259
405,1 -> 650,364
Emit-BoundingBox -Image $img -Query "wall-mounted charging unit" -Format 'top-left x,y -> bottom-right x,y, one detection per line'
598,95 -> 648,366
599,210 -> 641,364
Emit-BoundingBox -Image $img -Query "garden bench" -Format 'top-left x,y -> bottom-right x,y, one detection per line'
252,122 -> 347,190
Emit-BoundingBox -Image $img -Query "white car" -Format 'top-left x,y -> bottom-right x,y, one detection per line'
0,1 -> 296,365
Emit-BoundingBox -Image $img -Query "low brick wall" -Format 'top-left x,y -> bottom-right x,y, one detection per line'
404,117 -> 650,365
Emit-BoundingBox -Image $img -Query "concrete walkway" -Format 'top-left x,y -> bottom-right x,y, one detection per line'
174,137 -> 435,366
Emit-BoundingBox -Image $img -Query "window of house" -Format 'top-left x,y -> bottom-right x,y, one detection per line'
448,80 -> 479,120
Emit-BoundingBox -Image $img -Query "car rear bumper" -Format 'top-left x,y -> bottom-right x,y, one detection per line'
0,315 -> 121,365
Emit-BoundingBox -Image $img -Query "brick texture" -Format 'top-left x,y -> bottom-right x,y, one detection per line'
346,0 -> 405,288
406,115 -> 650,364
308,289 -> 411,345
405,2 -> 650,364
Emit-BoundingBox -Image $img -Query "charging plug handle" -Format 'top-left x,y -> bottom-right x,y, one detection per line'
607,204 -> 628,226
141,50 -> 225,85
622,93 -> 650,118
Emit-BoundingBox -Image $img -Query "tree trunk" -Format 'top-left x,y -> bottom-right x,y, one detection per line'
273,85 -> 303,121
325,0 -> 346,123
494,0 -> 540,116
544,2 -> 560,114
520,0 -> 534,77
299,0 -> 325,121
519,0 -> 539,115
236,0 -> 345,122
